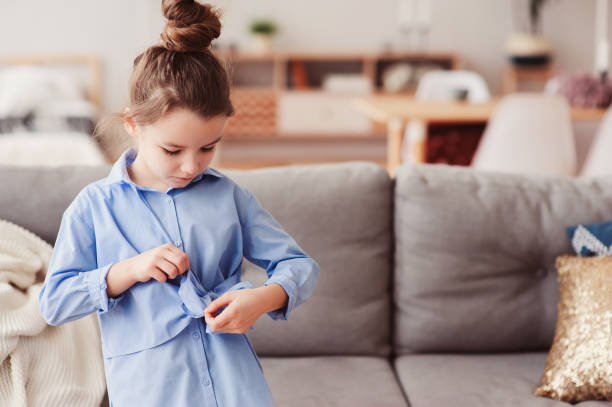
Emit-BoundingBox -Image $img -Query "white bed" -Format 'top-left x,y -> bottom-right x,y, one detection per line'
0,55 -> 109,166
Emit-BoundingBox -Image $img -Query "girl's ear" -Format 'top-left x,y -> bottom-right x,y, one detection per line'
123,107 -> 137,137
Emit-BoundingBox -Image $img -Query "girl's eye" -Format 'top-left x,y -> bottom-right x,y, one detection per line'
201,146 -> 215,152
162,148 -> 180,155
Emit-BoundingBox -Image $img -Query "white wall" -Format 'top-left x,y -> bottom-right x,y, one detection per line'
0,0 -> 605,113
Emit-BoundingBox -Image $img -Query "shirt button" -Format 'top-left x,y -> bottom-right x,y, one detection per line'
166,197 -> 172,203
175,240 -> 182,246
192,332 -> 200,340
203,378 -> 210,386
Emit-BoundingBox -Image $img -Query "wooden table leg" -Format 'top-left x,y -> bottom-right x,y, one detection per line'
407,119 -> 426,164
387,118 -> 404,176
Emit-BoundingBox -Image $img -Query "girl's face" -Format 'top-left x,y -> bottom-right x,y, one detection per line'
125,108 -> 227,192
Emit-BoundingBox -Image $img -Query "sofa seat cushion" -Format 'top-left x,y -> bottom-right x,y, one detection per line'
261,356 -> 408,407
394,353 -> 610,407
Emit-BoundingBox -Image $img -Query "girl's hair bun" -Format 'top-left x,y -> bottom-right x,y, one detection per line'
160,0 -> 221,52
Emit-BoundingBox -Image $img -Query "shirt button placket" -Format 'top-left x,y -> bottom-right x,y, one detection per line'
166,195 -> 182,248
193,327 -> 213,389
194,324 -> 216,407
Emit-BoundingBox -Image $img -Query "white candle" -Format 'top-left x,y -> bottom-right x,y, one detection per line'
415,0 -> 432,29
398,0 -> 414,29
597,41 -> 609,73
596,0 -> 609,73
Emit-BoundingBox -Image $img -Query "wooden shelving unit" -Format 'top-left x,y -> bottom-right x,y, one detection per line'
212,48 -> 461,168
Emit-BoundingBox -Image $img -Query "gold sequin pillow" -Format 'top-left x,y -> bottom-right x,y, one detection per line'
535,255 -> 612,402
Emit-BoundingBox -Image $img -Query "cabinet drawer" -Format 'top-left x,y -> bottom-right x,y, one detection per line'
278,92 -> 372,135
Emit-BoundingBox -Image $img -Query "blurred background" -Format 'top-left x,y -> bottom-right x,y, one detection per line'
1,0 -> 611,177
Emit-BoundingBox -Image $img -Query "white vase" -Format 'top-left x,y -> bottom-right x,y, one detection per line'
251,34 -> 273,54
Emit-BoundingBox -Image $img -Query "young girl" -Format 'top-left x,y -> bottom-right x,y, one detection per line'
38,1 -> 319,406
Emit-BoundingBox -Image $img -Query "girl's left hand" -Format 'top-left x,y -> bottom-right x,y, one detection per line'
204,288 -> 265,334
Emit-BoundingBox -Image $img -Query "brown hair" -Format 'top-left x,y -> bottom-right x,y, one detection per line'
95,0 -> 234,158
96,0 -> 233,151
126,0 -> 233,125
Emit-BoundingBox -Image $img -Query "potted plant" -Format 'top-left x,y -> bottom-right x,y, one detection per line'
506,0 -> 554,66
249,19 -> 277,54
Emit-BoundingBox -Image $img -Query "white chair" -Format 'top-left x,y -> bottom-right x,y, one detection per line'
415,70 -> 491,103
471,93 -> 577,176
579,106 -> 612,177
402,70 -> 491,162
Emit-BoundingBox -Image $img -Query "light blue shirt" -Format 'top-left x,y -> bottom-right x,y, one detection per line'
38,148 -> 320,407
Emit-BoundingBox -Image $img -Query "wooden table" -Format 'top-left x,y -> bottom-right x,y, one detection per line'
353,95 -> 607,176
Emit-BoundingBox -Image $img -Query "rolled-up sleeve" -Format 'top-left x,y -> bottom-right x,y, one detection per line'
241,189 -> 320,320
38,195 -> 124,326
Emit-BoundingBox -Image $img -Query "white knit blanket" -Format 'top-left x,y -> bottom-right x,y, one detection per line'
0,219 -> 106,406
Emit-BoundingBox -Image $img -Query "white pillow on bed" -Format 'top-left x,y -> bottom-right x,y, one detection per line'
0,66 -> 85,117
0,133 -> 107,166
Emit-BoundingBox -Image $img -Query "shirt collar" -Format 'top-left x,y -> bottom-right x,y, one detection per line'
106,147 -> 222,189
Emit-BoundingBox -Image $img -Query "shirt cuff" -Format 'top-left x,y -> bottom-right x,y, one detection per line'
263,277 -> 297,321
82,264 -> 124,314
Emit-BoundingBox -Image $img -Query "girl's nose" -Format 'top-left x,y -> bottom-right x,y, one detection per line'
181,158 -> 199,175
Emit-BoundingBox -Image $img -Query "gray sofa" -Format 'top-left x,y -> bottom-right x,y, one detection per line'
2,161 -> 612,407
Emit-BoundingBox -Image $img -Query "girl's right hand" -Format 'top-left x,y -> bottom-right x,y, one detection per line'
128,243 -> 190,283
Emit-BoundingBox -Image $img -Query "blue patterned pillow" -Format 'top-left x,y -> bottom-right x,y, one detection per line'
567,221 -> 612,256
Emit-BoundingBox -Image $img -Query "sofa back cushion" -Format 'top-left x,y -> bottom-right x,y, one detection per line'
0,165 -> 109,245
394,163 -> 612,354
230,163 -> 393,357
0,162 -> 393,357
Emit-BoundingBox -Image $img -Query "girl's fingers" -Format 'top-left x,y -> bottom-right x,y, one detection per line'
219,327 -> 240,334
213,314 -> 232,330
205,300 -> 234,331
164,246 -> 190,273
206,295 -> 232,315
207,313 -> 232,332
157,257 -> 179,278
151,267 -> 168,282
